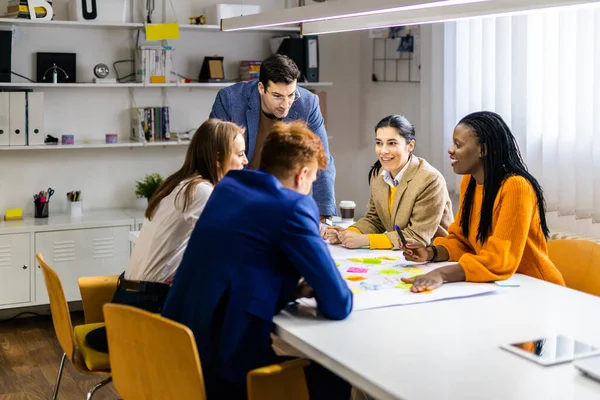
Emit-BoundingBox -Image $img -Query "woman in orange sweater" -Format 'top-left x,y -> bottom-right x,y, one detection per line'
401,111 -> 565,292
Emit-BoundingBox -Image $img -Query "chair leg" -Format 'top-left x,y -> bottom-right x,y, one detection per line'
52,353 -> 67,400
86,377 -> 112,400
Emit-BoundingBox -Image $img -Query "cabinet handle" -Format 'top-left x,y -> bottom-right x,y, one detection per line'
23,265 -> 28,269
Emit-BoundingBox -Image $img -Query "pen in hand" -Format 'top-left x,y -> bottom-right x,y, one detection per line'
394,224 -> 408,249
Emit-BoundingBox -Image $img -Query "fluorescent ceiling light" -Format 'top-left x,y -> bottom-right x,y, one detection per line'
220,0 -> 486,31
301,0 -> 600,35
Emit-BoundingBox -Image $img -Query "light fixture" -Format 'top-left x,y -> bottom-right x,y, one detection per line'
220,0 -> 486,31
301,0 -> 600,35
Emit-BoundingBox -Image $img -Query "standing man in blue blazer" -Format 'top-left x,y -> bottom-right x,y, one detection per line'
209,53 -> 336,218
162,121 -> 353,399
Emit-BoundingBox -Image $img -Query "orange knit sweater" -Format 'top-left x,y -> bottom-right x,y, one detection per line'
434,175 -> 565,285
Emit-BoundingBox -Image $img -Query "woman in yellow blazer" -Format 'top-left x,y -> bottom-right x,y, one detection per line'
327,115 -> 453,249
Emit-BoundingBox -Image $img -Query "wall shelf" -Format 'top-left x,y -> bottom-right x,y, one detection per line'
0,17 -> 300,32
0,139 -> 189,151
0,82 -> 333,89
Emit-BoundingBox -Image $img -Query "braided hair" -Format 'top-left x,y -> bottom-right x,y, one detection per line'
458,111 -> 549,243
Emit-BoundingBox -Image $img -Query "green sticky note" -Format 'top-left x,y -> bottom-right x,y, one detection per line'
335,262 -> 341,267
395,282 -> 413,289
379,268 -> 401,275
362,258 -> 382,264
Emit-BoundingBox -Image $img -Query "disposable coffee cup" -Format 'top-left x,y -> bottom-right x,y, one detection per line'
339,200 -> 356,221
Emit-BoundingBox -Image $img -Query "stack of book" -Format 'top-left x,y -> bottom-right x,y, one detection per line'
239,61 -> 261,81
132,107 -> 171,142
136,46 -> 174,84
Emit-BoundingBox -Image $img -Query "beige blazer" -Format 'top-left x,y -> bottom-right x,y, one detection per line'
352,155 -> 453,246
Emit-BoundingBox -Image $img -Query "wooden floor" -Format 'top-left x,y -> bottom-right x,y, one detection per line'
0,311 -> 119,400
0,312 -> 369,400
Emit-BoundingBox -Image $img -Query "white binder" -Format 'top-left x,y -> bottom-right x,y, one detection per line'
0,93 -> 8,146
27,92 -> 45,145
9,92 -> 26,146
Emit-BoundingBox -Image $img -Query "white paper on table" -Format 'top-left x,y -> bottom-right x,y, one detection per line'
298,282 -> 497,311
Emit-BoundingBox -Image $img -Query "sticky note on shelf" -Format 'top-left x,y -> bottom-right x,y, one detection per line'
145,22 -> 180,41
347,267 -> 369,273
379,268 -> 401,275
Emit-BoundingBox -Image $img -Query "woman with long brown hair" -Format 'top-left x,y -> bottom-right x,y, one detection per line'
85,118 -> 247,353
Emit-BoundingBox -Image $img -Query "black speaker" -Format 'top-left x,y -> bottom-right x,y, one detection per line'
0,31 -> 11,82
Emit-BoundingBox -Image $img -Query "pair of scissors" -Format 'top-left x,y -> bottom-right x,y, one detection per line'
46,188 -> 55,199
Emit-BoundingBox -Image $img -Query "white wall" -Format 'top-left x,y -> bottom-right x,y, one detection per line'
325,30 -> 422,218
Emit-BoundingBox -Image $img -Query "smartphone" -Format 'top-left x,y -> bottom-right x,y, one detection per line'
500,335 -> 600,366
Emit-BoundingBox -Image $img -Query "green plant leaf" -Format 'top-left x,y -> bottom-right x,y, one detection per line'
135,173 -> 164,200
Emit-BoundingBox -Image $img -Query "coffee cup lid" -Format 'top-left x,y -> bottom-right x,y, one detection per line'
339,200 -> 356,208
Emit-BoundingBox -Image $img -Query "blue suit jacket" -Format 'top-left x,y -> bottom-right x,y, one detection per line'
209,80 -> 337,216
161,169 -> 352,391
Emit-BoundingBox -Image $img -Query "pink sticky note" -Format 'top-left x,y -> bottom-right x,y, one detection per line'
347,267 -> 369,273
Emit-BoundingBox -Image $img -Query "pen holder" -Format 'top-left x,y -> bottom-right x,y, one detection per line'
68,200 -> 82,218
34,201 -> 49,218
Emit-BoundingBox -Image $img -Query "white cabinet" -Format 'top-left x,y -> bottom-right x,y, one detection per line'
0,233 -> 31,306
35,226 -> 130,303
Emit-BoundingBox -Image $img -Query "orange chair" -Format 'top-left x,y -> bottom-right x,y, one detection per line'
103,303 -> 310,400
36,253 -> 112,400
547,239 -> 600,296
78,275 -> 119,324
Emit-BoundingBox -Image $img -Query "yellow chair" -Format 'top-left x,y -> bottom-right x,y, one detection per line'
547,239 -> 600,296
78,275 -> 119,324
36,253 -> 112,400
103,303 -> 310,400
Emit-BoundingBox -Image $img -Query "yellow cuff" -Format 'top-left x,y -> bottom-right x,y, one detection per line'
347,226 -> 362,233
368,234 -> 393,250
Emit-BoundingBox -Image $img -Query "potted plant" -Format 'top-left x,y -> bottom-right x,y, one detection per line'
135,173 -> 164,203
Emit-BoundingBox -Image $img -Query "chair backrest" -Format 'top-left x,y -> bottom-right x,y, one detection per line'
247,359 -> 310,400
103,303 -> 206,400
547,239 -> 600,296
36,253 -> 75,361
78,275 -> 119,324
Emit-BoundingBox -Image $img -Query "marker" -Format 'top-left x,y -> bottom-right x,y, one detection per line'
394,224 -> 408,248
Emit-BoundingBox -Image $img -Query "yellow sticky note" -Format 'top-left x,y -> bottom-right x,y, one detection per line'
351,287 -> 366,294
403,267 -> 426,276
145,23 -> 180,41
348,258 -> 363,263
362,258 -> 382,264
335,262 -> 341,267
395,282 -> 413,289
378,256 -> 398,261
344,275 -> 366,281
379,268 -> 401,275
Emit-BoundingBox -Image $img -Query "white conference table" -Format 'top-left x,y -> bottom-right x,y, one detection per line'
273,245 -> 600,400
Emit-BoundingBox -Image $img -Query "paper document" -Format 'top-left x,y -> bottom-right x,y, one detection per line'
302,245 -> 498,311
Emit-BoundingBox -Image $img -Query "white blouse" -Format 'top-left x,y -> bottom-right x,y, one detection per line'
124,180 -> 213,283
